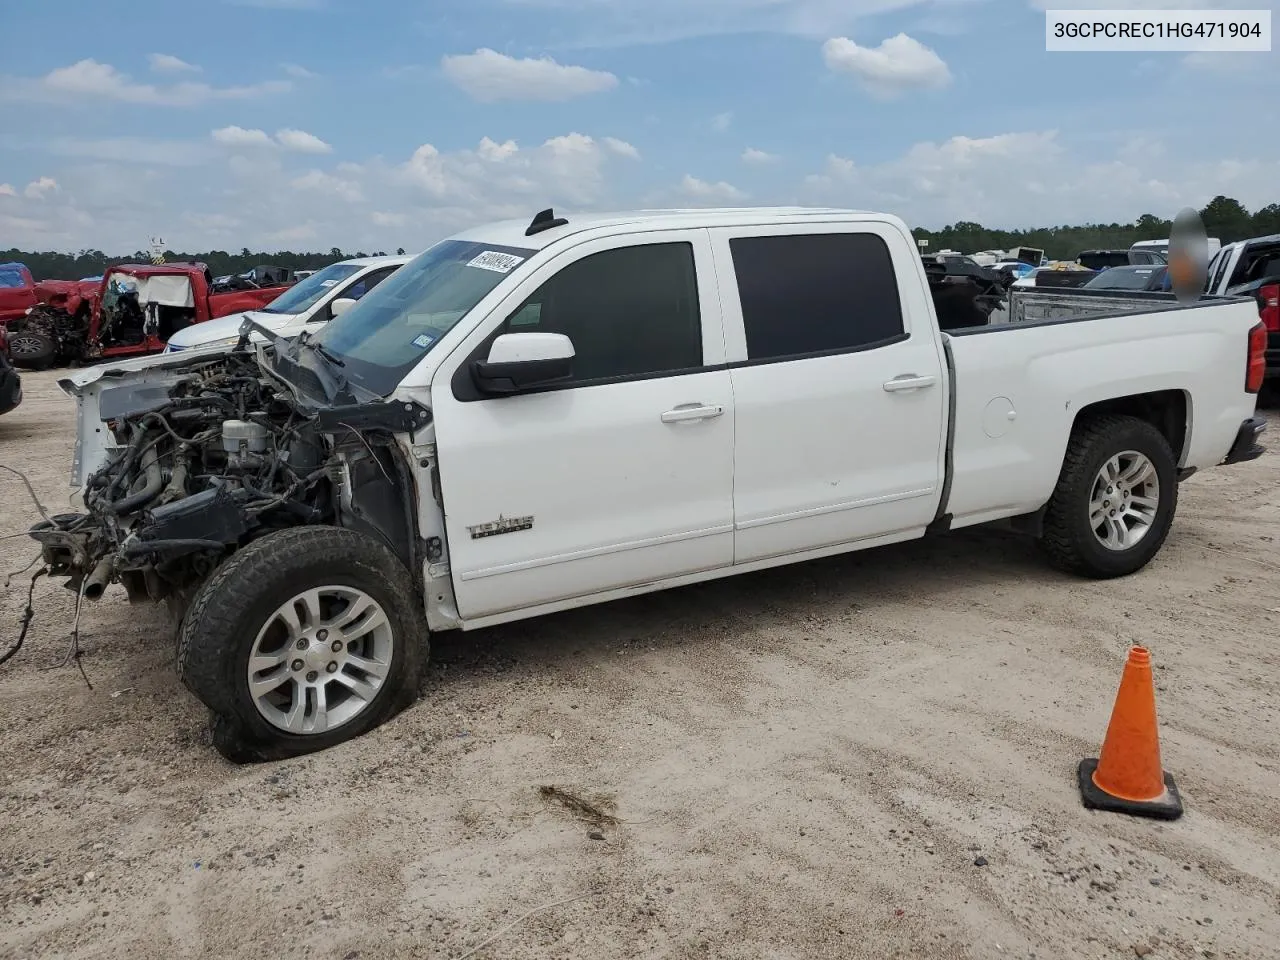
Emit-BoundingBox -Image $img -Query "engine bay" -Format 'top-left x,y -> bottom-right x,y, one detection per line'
30,350 -> 336,605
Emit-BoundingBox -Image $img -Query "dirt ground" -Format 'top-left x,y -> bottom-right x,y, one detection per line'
1,369 -> 1278,960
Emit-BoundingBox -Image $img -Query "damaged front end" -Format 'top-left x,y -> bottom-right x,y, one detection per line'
30,345 -> 337,606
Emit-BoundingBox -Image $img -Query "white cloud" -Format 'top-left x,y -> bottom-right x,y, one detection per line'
212,125 -> 275,147
149,53 -> 200,74
440,48 -> 618,102
823,34 -> 952,96
603,137 -> 641,159
477,137 -> 520,162
7,117 -> 1277,259
212,126 -> 332,153
282,63 -> 318,79
275,128 -> 333,154
24,177 -> 58,200
0,183 -> 15,198
394,132 -> 634,209
711,111 -> 733,132
679,174 -> 747,202
291,169 -> 363,203
796,129 -> 1277,228
47,136 -> 215,167
10,59 -> 291,107
742,147 -> 779,164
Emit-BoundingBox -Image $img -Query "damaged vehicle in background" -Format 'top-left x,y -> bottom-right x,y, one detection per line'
4,263 -> 294,370
30,206 -> 1267,763
0,262 -> 37,326
165,255 -> 411,354
0,325 -> 22,416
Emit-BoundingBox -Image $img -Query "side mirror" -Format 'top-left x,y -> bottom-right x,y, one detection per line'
472,332 -> 574,395
329,297 -> 357,318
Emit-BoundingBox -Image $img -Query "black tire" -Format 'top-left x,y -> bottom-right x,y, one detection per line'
7,329 -> 57,370
176,526 -> 428,763
1038,414 -> 1178,579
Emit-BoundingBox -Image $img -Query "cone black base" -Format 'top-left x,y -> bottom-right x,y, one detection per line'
1077,759 -> 1184,820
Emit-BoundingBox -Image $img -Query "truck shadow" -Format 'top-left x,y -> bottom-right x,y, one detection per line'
428,525 -> 1058,676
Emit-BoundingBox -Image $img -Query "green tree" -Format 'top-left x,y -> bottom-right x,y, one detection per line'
1199,195 -> 1252,243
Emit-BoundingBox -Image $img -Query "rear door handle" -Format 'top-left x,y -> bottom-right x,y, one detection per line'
882,374 -> 937,393
661,403 -> 724,424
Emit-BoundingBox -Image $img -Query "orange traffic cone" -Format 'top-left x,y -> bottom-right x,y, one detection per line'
1078,646 -> 1183,820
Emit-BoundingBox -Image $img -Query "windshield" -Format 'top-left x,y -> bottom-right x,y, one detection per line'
312,239 -> 537,396
0,268 -> 28,289
259,262 -> 362,315
1085,267 -> 1161,290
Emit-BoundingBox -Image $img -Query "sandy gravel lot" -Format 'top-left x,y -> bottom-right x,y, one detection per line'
2,369 -> 1278,960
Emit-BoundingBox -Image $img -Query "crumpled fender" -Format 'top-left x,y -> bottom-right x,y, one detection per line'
34,279 -> 99,315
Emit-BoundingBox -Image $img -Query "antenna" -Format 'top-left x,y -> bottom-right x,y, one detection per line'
525,207 -> 568,237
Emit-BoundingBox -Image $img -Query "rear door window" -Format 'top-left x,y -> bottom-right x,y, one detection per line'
728,232 -> 905,361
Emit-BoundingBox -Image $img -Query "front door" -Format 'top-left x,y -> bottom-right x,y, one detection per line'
430,229 -> 735,621
708,222 -> 948,564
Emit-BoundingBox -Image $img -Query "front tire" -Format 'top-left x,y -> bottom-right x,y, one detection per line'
176,526 -> 428,763
1038,414 -> 1178,579
7,328 -> 58,369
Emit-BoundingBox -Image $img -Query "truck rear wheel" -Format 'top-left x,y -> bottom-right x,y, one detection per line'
1038,414 -> 1178,578
176,526 -> 428,763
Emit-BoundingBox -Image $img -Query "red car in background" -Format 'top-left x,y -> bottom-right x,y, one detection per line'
0,262 -> 37,325
4,262 -> 293,369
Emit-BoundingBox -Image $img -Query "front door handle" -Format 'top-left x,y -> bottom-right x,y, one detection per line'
661,403 -> 724,424
882,374 -> 937,393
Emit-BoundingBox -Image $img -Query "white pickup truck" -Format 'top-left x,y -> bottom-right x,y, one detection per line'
164,254 -> 412,353
35,206 -> 1269,762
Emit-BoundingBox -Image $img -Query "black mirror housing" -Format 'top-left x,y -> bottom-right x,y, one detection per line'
471,355 -> 572,395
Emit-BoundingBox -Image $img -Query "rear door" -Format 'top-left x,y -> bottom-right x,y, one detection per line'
430,230 -> 736,620
708,222 -> 948,565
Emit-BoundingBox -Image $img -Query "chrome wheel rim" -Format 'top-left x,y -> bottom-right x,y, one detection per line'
246,585 -> 394,735
1089,450 -> 1160,552
9,334 -> 47,358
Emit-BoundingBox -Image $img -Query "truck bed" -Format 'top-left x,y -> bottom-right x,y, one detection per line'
939,294 -> 1262,530
1002,286 -> 1210,325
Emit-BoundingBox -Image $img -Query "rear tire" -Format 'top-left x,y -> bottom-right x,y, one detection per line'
176,526 -> 428,763
1038,414 -> 1178,579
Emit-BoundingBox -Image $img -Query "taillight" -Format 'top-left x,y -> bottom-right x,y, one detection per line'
1246,321 -> 1267,394
1257,282 -> 1280,333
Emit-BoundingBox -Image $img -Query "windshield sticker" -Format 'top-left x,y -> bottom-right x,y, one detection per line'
412,333 -> 435,349
467,250 -> 525,274
319,279 -> 340,287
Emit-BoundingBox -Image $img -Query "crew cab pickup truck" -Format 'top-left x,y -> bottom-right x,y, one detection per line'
33,206 -> 1268,762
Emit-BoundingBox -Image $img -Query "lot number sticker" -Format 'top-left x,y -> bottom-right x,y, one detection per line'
467,250 -> 525,273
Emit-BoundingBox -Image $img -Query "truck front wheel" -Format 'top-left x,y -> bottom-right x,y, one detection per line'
7,329 -> 58,369
1038,414 -> 1178,578
176,526 -> 429,763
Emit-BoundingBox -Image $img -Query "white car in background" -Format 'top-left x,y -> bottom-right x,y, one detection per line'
165,254 -> 413,353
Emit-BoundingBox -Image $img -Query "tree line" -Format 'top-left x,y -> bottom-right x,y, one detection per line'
913,196 -> 1280,260
1,246 -> 410,282
5,196 -> 1278,280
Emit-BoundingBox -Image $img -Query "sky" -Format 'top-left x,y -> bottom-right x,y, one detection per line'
1,0 -> 1276,254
